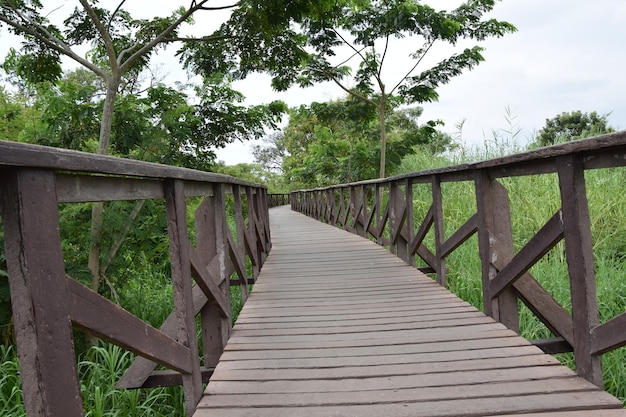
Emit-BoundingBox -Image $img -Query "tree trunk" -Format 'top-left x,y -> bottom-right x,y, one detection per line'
378,94 -> 387,178
89,76 -> 120,291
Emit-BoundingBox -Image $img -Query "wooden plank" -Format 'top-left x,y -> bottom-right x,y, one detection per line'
217,336 -> 530,361
225,328 -> 517,350
213,345 -> 553,371
591,311 -> 626,355
199,378 -> 601,408
193,206 -> 625,417
211,354 -> 559,381
56,174 -> 164,202
557,154 -> 602,386
1,168 -> 83,417
439,212 -> 478,258
0,139 -> 264,186
490,209 -> 564,297
208,366 -> 576,395
67,276 -> 192,373
165,179 -> 203,415
195,391 -> 623,417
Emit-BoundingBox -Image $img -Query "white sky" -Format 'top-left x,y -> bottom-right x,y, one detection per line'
1,0 -> 625,165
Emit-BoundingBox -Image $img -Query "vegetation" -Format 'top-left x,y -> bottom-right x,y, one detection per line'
0,0 -> 288,313
536,110 -> 614,146
254,98 -> 456,189
194,0 -> 515,177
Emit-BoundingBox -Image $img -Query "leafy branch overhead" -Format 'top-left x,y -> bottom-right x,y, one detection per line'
186,0 -> 516,177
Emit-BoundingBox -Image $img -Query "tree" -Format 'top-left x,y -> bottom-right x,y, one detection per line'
263,98 -> 445,188
191,0 -> 516,177
0,1 -> 246,154
536,110 -> 614,146
0,87 -> 31,141
1,1 -> 238,302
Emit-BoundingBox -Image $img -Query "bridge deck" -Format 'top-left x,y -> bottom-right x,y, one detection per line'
193,206 -> 625,417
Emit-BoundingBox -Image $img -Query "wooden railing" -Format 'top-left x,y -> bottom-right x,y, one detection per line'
291,132 -> 626,388
268,193 -> 291,208
0,140 -> 271,416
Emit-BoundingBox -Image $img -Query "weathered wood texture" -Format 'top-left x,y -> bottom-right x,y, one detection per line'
0,141 -> 272,416
193,206 -> 624,417
291,133 -> 626,388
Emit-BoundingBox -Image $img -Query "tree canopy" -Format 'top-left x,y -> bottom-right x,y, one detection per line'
255,97 -> 453,188
536,110 -> 614,146
188,0 -> 516,177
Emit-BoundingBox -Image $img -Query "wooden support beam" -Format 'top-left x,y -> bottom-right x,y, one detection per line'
140,368 -> 215,389
189,250 -> 229,319
490,210 -> 564,298
432,176 -> 446,287
1,168 -> 83,417
165,179 -> 203,415
409,205 -> 434,256
558,154 -> 602,387
196,185 -> 232,368
440,213 -> 478,258
67,277 -> 192,373
512,276 -> 575,347
591,312 -> 626,355
116,284 -> 211,389
475,172 -> 519,332
532,337 -> 573,354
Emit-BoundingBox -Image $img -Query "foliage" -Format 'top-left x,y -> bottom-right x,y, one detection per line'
190,0 -> 515,176
536,110 -> 614,146
0,87 -> 32,141
259,97 -> 452,188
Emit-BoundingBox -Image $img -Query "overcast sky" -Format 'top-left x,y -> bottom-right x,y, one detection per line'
219,0 -> 626,164
2,0 -> 625,165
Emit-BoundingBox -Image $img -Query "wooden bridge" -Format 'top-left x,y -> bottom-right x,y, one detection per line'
1,134 -> 626,416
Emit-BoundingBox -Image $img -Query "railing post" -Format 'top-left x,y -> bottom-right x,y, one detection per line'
361,184 -> 368,238
389,181 -> 409,261
432,175 -> 446,287
196,184 -> 232,371
164,179 -> 202,416
557,154 -> 602,387
232,186 -> 249,302
1,168 -> 83,417
475,171 -> 519,332
375,183 -> 383,245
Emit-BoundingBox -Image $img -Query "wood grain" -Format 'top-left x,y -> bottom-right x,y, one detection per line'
193,206 -> 623,416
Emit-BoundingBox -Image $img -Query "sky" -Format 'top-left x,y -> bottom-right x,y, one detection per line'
1,0 -> 625,165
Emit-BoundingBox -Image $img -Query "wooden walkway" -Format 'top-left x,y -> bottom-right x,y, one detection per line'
193,206 -> 625,417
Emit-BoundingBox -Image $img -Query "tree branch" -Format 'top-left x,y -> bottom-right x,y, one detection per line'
120,0 -> 232,72
332,28 -> 369,64
334,46 -> 367,68
163,35 -> 234,43
390,39 -> 435,96
378,34 -> 390,79
108,0 -> 127,33
0,12 -> 107,78
327,73 -> 378,108
78,0 -> 119,73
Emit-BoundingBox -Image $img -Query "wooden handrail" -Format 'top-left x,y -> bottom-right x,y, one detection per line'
291,131 -> 626,389
0,140 -> 272,416
267,193 -> 291,208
